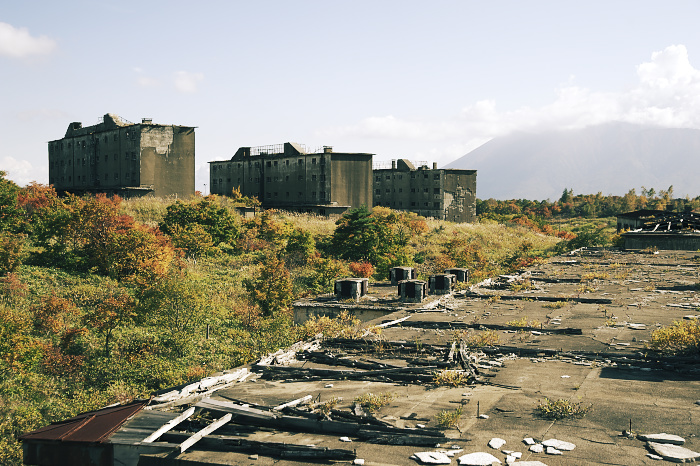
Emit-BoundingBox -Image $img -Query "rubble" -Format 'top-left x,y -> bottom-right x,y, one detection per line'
457,452 -> 502,465
646,442 -> 700,463
637,433 -> 685,445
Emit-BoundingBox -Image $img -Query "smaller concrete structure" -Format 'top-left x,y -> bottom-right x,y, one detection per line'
334,278 -> 369,302
390,267 -> 416,285
429,274 -> 456,295
444,268 -> 469,282
398,279 -> 427,303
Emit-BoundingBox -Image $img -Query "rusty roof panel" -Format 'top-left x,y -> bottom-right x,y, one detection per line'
20,400 -> 147,443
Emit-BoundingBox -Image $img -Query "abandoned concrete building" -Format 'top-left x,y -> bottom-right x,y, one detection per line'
209,143 -> 373,215
373,159 -> 477,222
618,209 -> 700,250
49,113 -> 195,198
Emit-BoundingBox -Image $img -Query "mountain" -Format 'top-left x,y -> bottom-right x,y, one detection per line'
443,122 -> 700,200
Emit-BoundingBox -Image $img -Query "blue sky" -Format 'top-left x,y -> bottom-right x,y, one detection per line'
3,1 -> 700,194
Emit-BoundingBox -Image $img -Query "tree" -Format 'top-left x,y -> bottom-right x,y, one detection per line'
244,254 -> 294,317
0,171 -> 23,233
82,289 -> 137,357
160,197 -> 239,246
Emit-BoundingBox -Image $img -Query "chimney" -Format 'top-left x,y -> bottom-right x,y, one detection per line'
392,160 -> 396,169
142,118 -> 152,125
433,162 -> 438,169
323,146 -> 333,153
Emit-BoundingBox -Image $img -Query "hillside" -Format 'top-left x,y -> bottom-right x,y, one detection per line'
444,122 -> 700,200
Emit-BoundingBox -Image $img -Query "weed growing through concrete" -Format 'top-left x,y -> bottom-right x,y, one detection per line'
646,320 -> 700,355
432,370 -> 470,387
456,329 -> 500,348
435,406 -> 463,429
542,301 -> 567,309
318,397 -> 340,416
535,398 -> 591,419
353,392 -> 395,413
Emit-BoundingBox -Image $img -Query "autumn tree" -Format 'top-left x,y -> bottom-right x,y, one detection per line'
82,289 -> 137,356
160,197 -> 239,246
244,253 -> 294,317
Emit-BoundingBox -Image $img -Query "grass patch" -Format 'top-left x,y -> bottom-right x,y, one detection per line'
646,320 -> 700,355
542,301 -> 567,309
432,370 -> 470,387
535,398 -> 591,419
435,406 -> 462,429
353,392 -> 395,413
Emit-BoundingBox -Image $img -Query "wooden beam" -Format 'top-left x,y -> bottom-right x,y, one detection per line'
272,395 -> 312,411
142,407 -> 195,443
178,413 -> 232,453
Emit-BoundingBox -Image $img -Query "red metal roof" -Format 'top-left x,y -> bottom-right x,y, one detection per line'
20,400 -> 147,443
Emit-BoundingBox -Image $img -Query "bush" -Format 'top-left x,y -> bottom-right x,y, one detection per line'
160,197 -> 239,246
646,320 -> 700,355
535,397 -> 591,419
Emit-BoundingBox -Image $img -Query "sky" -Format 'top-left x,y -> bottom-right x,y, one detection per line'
3,1 -> 700,195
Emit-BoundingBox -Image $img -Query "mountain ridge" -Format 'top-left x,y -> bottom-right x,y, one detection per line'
444,122 -> 700,200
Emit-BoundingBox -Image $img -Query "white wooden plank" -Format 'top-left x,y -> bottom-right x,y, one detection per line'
178,413 -> 232,453
142,407 -> 195,443
273,395 -> 313,411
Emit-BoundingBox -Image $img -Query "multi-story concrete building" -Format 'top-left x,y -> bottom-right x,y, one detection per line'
209,142 -> 373,215
48,113 -> 195,198
373,159 -> 477,223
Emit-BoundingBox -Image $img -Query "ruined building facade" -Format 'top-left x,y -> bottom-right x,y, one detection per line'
373,159 -> 477,223
49,113 -> 195,198
209,143 -> 373,215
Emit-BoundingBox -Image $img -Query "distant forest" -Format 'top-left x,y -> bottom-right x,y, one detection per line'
477,186 -> 698,220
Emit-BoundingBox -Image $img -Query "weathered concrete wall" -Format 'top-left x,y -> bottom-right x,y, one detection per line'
329,153 -> 373,210
141,126 -> 195,198
210,146 -> 372,213
623,233 -> 700,251
49,114 -> 194,198
373,163 -> 477,222
292,304 -> 394,325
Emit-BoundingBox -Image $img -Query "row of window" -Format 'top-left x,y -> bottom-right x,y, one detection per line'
51,172 -> 138,184
375,188 -> 441,195
265,191 -> 326,199
375,173 -> 441,181
49,152 -> 138,169
375,201 -> 442,209
50,132 -> 138,152
211,157 -> 325,172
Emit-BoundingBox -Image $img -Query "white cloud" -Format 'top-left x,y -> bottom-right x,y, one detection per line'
1,156 -> 43,186
320,44 -> 700,159
173,71 -> 204,93
0,22 -> 56,58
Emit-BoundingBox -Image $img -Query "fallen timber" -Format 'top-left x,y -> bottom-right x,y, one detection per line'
253,363 -> 439,384
195,398 -> 447,445
396,320 -> 583,335
158,432 -> 357,460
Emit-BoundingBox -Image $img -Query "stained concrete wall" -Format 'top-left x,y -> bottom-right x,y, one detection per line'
49,114 -> 194,198
622,232 -> 700,251
210,144 -> 373,213
373,162 -> 476,222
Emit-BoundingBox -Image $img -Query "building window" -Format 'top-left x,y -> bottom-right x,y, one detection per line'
434,188 -> 440,194
424,174 -> 428,179
411,188 -> 416,193
411,173 -> 416,179
320,175 -> 325,181
274,161 -> 278,166
298,192 -> 303,197
311,158 -> 316,164
424,202 -> 429,207
274,192 -> 278,197
375,176 -> 381,182
386,175 -> 390,180
285,160 -> 290,166
212,179 -> 218,185
125,173 -> 130,179
320,191 -> 325,200
311,191 -> 316,197
398,175 -> 402,180
266,192 -> 271,198
434,174 -> 440,180
424,188 -> 429,193
434,202 -> 441,209
285,175 -> 289,181
266,177 -> 271,182
267,161 -> 272,167
411,202 -> 416,207
298,159 -> 303,165
385,189 -> 390,193
286,192 -> 289,197
375,189 -> 381,195
298,175 -> 303,181
114,173 -> 119,180
312,174 -> 317,181
399,188 -> 402,193
114,135 -> 118,141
